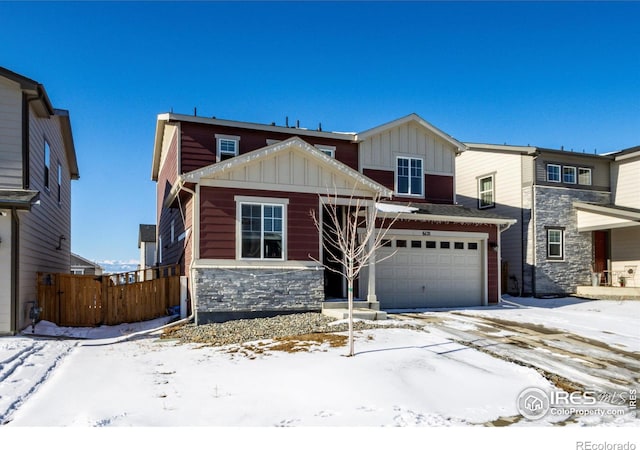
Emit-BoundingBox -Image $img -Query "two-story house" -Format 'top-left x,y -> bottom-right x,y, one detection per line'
152,112 -> 514,323
0,67 -> 79,335
456,143 -> 639,297
573,146 -> 640,292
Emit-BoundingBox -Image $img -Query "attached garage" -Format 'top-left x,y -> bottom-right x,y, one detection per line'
374,232 -> 486,309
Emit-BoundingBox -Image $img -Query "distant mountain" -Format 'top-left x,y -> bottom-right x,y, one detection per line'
97,260 -> 140,274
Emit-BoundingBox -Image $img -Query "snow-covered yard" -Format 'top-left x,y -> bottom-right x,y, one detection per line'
0,297 -> 638,448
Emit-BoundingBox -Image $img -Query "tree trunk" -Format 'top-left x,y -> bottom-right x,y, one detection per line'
347,279 -> 354,356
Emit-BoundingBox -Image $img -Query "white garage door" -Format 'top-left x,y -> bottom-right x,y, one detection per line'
375,236 -> 484,309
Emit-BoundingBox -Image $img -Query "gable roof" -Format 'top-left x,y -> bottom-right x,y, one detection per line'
356,113 -> 467,153
0,66 -> 54,117
0,67 -> 79,180
151,112 -> 357,181
179,136 -> 393,198
70,253 -> 104,270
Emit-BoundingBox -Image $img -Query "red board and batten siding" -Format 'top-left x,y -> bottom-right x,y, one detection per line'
385,220 -> 501,304
199,187 -> 321,261
362,169 -> 454,204
180,121 -> 359,173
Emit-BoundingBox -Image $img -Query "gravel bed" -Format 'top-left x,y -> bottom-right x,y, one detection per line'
161,312 -> 417,346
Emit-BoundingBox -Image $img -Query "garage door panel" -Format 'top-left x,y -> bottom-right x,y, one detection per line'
376,236 -> 484,309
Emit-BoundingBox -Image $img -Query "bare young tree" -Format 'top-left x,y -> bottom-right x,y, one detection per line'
310,190 -> 401,356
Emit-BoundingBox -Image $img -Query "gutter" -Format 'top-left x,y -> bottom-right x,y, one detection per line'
392,211 -> 517,227
180,184 -> 198,324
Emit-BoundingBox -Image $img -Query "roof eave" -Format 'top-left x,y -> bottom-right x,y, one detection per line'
463,143 -> 538,155
54,109 -> 80,180
151,114 -> 170,181
614,150 -> 640,162
393,211 -> 517,226
0,190 -> 40,211
573,201 -> 640,221
157,112 -> 356,141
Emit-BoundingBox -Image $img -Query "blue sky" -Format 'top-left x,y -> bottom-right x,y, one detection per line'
1,1 -> 639,268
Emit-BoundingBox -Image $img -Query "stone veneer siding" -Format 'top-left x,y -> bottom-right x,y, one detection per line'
194,266 -> 325,323
533,186 -> 610,296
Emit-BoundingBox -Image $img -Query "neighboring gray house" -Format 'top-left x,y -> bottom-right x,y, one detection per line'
456,144 -> 639,297
0,66 -> 79,335
138,223 -> 156,269
70,253 -> 103,275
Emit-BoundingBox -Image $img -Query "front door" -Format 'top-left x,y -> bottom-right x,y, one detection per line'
593,230 -> 609,283
322,205 -> 345,298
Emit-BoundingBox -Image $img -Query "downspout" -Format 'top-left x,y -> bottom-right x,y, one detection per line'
178,180 -> 197,325
497,221 -> 515,303
11,208 -> 19,334
21,93 -> 30,189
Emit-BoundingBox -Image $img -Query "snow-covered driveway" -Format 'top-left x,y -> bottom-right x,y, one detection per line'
391,297 -> 640,394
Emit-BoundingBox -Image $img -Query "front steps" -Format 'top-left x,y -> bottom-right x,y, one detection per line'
321,299 -> 387,320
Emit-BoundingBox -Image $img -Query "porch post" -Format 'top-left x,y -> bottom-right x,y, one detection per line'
366,203 -> 377,302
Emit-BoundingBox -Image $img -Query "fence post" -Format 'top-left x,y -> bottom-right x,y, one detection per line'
101,275 -> 109,325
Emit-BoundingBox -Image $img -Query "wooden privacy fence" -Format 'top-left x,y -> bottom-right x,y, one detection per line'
37,265 -> 181,327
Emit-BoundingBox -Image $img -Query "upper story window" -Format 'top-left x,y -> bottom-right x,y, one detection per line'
563,166 -> 577,184
547,163 -> 592,186
396,156 -> 423,197
57,163 -> 62,204
546,164 -> 561,183
314,145 -> 336,158
44,139 -> 51,190
478,174 -> 495,209
237,197 -> 288,260
578,168 -> 592,185
215,134 -> 240,162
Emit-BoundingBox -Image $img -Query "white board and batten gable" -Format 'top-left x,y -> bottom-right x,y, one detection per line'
356,113 -> 466,176
182,137 -> 392,198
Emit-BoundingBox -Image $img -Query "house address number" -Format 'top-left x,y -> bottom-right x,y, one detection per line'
422,231 -> 431,236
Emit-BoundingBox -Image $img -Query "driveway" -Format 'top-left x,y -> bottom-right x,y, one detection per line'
391,305 -> 640,394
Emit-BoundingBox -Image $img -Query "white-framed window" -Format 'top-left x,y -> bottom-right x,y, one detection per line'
314,144 -> 336,158
547,228 -> 564,260
71,269 -> 85,275
44,139 -> 51,190
563,166 -> 577,184
546,164 -> 561,183
237,197 -> 288,260
478,174 -> 495,209
578,167 -> 592,185
396,156 -> 424,196
57,163 -> 62,204
215,134 -> 240,162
